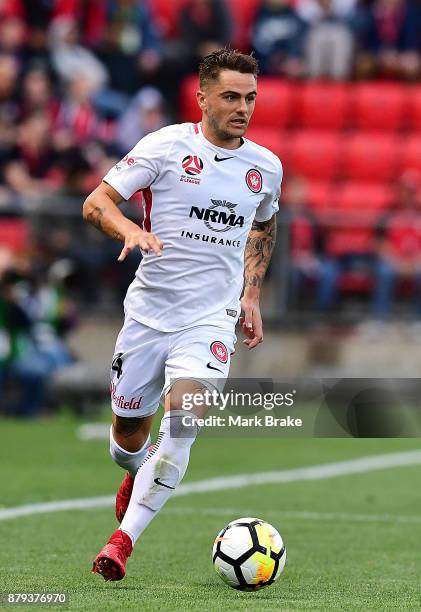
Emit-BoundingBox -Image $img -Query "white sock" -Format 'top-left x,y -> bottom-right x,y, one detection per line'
109,427 -> 152,478
119,410 -> 199,544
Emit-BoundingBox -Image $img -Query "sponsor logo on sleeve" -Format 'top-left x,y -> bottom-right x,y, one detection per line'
115,154 -> 136,171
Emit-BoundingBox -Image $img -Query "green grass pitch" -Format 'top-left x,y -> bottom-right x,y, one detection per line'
0,412 -> 420,611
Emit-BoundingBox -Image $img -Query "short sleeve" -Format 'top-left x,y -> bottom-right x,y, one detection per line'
102,127 -> 174,200
254,159 -> 283,222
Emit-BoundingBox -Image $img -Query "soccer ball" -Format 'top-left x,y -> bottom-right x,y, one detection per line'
212,517 -> 286,591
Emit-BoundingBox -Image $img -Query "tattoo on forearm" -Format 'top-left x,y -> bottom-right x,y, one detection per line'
86,206 -> 106,231
244,216 -> 276,289
86,206 -> 124,241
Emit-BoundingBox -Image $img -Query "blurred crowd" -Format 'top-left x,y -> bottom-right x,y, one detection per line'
0,0 -> 420,207
2,0 -> 421,415
285,170 -> 421,321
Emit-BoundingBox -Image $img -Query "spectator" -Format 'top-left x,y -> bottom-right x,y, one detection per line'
114,86 -> 169,155
3,111 -> 60,199
298,0 -> 355,78
372,170 -> 421,319
97,0 -> 163,95
0,16 -> 26,60
285,177 -> 338,311
353,0 -> 421,80
55,76 -> 102,145
0,54 -> 19,119
52,0 -> 107,48
0,252 -> 75,417
49,16 -> 109,91
251,0 -> 306,77
20,1 -> 54,74
0,111 -> 18,208
19,68 -> 59,122
178,0 -> 233,70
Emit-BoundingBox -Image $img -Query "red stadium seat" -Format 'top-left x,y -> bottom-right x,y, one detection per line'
400,136 -> 421,173
179,75 -> 201,123
245,127 -> 287,160
306,181 -> 334,211
343,134 -> 399,181
288,131 -> 342,180
296,82 -> 350,130
352,84 -> 407,131
334,182 -> 392,211
326,228 -> 374,255
227,0 -> 261,50
250,79 -> 294,129
0,218 -> 29,253
407,87 -> 421,131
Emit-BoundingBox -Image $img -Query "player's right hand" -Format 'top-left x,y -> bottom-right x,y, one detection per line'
117,229 -> 164,261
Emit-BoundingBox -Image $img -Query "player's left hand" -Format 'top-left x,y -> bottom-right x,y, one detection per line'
239,297 -> 263,350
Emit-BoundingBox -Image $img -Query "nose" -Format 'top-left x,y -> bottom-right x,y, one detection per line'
237,97 -> 248,115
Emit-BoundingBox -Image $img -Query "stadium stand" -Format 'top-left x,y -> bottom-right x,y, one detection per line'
287,131 -> 342,181
352,83 -> 407,132
296,82 -> 351,130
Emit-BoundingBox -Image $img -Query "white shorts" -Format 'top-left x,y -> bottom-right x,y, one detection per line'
110,316 -> 236,418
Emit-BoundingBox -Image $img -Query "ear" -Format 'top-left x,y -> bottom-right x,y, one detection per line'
196,89 -> 207,112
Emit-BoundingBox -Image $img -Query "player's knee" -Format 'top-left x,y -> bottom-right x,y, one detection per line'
166,379 -> 208,416
112,416 -> 149,452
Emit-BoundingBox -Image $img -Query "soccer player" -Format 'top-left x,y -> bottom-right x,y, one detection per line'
83,48 -> 282,581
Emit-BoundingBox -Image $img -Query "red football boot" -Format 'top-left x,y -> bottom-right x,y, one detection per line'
115,472 -> 134,523
92,529 -> 133,581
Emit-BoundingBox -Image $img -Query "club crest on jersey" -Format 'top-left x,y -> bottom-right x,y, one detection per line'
210,341 -> 228,364
246,169 -> 262,193
189,199 -> 244,233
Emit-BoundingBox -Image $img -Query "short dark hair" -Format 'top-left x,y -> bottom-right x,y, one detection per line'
199,47 -> 259,89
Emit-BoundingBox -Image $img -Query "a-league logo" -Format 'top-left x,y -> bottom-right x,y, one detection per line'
182,155 -> 204,176
210,341 -> 228,364
246,169 -> 263,193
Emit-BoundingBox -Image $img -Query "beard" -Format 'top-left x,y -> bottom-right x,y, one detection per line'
207,113 -> 247,142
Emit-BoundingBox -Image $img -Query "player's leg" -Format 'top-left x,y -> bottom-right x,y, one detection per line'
117,327 -> 235,558
117,379 -> 206,547
111,413 -> 155,523
93,379 -> 205,582
92,317 -> 167,580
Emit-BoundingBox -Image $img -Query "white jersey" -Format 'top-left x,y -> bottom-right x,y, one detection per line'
103,122 -> 283,332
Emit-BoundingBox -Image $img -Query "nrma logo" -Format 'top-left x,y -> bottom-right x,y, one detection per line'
189,200 -> 244,233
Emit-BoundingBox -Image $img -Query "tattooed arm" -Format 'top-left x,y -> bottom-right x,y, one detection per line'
240,215 -> 277,349
83,181 -> 163,260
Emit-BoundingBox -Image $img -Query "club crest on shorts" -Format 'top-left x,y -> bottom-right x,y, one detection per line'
210,341 -> 228,364
246,168 -> 262,193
